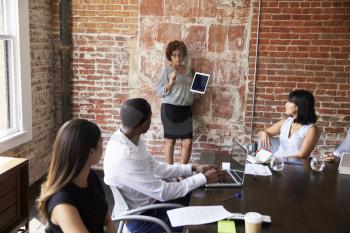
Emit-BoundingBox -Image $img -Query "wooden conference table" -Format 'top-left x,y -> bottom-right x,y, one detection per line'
184,154 -> 350,233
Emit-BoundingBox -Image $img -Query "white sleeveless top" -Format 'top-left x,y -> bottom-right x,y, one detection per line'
276,117 -> 313,157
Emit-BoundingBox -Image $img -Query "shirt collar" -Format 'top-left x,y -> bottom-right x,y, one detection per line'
116,129 -> 139,151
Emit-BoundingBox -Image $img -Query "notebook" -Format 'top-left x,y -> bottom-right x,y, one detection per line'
205,138 -> 248,188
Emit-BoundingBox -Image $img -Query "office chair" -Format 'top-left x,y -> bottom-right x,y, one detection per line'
109,186 -> 184,233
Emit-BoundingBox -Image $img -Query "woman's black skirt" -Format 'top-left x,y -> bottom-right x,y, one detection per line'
161,103 -> 193,139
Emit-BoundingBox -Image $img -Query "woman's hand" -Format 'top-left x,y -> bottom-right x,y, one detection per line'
323,153 -> 335,162
259,130 -> 271,149
169,71 -> 176,85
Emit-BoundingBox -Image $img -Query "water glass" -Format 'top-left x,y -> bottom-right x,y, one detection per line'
310,147 -> 325,172
270,156 -> 284,171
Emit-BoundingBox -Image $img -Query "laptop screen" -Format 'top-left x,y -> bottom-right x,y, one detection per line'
230,138 -> 248,185
204,138 -> 248,188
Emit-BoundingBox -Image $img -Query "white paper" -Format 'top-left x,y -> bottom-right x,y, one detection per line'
221,162 -> 230,170
256,149 -> 272,162
245,164 -> 272,176
247,155 -> 262,164
167,205 -> 233,227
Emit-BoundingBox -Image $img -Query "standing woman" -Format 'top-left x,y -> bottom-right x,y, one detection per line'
157,40 -> 194,164
259,90 -> 320,159
36,119 -> 115,233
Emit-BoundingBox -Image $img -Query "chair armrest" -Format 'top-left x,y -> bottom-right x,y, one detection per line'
123,203 -> 184,215
112,215 -> 172,233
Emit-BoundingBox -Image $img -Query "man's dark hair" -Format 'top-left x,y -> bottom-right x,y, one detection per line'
288,89 -> 317,125
120,98 -> 152,129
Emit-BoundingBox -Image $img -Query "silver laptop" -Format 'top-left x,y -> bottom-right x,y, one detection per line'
205,138 -> 248,188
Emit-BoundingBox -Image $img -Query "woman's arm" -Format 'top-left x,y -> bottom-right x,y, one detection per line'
104,213 -> 117,233
287,125 -> 320,159
156,68 -> 174,97
51,204 -> 89,233
258,119 -> 284,149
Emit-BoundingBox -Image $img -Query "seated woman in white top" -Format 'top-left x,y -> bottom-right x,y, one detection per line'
259,90 -> 320,159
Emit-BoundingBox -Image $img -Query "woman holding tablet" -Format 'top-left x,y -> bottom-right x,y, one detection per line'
258,89 -> 320,159
156,40 -> 194,164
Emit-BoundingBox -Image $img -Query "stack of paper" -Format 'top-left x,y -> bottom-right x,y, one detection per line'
247,149 -> 272,164
244,164 -> 272,176
167,206 -> 272,227
167,206 -> 233,227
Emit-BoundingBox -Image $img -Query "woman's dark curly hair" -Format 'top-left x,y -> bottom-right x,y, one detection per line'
165,40 -> 187,61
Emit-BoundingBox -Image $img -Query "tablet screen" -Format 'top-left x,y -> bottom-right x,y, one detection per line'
190,72 -> 210,94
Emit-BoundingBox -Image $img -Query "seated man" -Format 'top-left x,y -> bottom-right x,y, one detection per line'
103,98 -> 218,233
324,128 -> 350,162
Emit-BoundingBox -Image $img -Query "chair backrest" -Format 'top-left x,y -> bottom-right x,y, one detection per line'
110,185 -> 130,218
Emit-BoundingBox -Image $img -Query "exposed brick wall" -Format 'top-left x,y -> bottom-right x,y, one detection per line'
51,0 -> 139,167
49,0 -> 350,170
52,0 -> 251,165
0,0 -> 57,184
247,0 -> 350,150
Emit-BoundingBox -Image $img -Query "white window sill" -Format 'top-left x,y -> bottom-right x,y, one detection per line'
0,131 -> 32,153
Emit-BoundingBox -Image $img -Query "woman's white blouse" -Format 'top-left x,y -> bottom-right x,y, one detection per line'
276,117 -> 313,157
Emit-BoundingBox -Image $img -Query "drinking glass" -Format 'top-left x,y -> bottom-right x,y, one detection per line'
270,155 -> 284,171
310,146 -> 325,172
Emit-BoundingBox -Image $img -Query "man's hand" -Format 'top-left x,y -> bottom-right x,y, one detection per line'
193,164 -> 217,173
204,169 -> 219,183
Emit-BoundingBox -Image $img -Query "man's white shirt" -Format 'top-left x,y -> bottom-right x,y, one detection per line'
103,129 -> 207,209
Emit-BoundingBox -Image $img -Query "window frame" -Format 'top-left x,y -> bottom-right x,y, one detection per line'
0,0 -> 32,153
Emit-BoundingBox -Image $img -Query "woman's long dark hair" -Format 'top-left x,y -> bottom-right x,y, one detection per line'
288,89 -> 317,125
36,119 -> 101,222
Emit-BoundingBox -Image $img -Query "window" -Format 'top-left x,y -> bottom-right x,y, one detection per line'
0,0 -> 31,153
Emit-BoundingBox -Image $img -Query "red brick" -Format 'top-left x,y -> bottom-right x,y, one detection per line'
140,0 -> 163,16
208,25 -> 227,52
139,22 -> 156,49
183,25 -> 206,51
192,91 -> 211,116
216,60 -> 241,86
157,23 -> 182,43
164,0 -> 191,17
228,25 -> 245,50
191,58 -> 214,75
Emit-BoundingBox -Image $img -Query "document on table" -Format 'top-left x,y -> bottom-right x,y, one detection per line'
167,206 -> 233,227
244,163 -> 272,176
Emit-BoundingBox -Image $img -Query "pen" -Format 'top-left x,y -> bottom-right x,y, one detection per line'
222,192 -> 242,201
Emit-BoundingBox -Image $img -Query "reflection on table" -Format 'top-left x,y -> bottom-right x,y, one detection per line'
184,153 -> 350,233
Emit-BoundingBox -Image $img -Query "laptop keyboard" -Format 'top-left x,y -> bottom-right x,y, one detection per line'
219,170 -> 237,184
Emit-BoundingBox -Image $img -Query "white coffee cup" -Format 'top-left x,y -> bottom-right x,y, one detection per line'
244,212 -> 263,233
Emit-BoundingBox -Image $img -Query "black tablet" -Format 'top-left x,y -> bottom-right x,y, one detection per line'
190,72 -> 210,94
